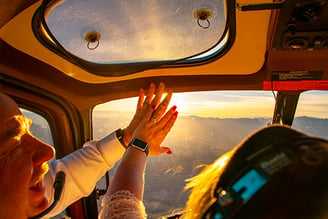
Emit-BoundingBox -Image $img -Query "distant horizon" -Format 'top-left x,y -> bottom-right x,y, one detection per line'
93,110 -> 328,119
94,91 -> 328,119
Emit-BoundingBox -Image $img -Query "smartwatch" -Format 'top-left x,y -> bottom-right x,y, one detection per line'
129,138 -> 149,156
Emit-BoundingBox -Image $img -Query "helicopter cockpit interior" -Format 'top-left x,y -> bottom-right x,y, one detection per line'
0,0 -> 327,218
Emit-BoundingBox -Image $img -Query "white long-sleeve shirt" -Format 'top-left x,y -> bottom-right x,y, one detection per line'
43,131 -> 125,218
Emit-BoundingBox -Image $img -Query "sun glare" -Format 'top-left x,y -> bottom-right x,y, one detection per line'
94,90 -> 328,119
168,93 -> 189,114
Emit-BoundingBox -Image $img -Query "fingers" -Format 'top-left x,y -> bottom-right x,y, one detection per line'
159,146 -> 172,155
152,111 -> 178,156
143,105 -> 155,122
143,83 -> 155,107
136,88 -> 145,110
150,82 -> 165,109
156,104 -> 176,125
160,107 -> 178,133
151,91 -> 172,121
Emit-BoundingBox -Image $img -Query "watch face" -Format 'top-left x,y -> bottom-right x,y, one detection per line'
132,138 -> 148,150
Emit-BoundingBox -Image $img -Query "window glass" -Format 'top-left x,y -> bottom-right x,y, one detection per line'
21,109 -> 54,146
45,0 -> 227,64
293,91 -> 328,140
93,91 -> 275,218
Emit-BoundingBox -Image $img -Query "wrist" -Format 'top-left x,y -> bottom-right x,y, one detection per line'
128,138 -> 149,156
122,128 -> 133,147
115,128 -> 127,148
127,146 -> 148,158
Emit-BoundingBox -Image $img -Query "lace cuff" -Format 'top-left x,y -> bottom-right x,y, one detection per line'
99,190 -> 147,219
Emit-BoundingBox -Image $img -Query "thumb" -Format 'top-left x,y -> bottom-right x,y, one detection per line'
159,146 -> 173,155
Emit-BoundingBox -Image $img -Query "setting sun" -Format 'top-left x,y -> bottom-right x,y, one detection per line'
94,90 -> 327,119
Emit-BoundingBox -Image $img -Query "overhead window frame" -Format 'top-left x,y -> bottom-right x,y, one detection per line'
32,0 -> 236,77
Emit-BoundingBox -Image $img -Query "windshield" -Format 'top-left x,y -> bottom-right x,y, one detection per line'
93,90 -> 328,218
293,90 -> 328,140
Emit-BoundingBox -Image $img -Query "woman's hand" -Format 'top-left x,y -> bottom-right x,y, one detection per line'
131,92 -> 178,156
104,84 -> 178,204
122,82 -> 166,146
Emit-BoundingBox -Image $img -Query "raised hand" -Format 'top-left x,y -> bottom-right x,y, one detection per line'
131,92 -> 178,156
122,82 -> 166,146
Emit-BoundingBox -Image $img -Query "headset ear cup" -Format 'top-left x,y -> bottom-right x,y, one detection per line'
235,158 -> 328,219
217,125 -> 305,188
300,143 -> 325,166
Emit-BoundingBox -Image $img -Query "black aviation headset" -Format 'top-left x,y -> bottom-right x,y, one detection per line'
202,126 -> 328,219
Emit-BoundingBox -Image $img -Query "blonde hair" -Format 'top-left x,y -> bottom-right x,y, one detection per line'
183,148 -> 238,219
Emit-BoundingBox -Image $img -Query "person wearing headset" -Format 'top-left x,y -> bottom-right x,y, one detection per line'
100,124 -> 328,219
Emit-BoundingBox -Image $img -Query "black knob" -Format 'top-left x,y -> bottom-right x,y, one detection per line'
293,4 -> 319,23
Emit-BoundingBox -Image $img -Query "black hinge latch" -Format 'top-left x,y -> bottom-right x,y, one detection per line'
237,1 -> 285,11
